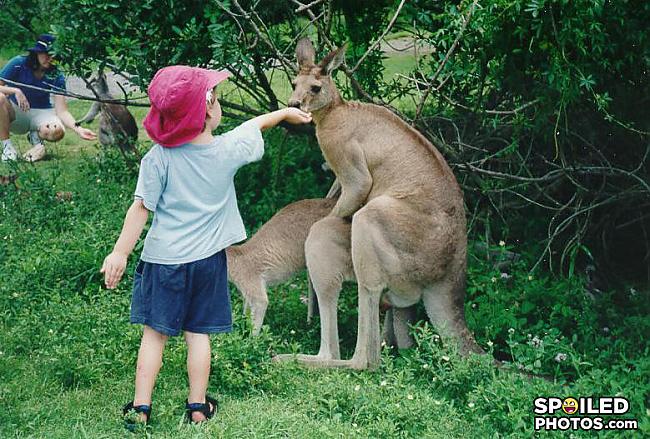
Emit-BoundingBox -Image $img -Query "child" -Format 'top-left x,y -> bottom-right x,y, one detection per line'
100,65 -> 312,427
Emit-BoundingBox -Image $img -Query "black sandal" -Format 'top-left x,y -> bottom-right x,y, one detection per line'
123,401 -> 152,431
185,395 -> 218,423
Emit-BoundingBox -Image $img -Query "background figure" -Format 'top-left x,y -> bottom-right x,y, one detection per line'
0,34 -> 96,162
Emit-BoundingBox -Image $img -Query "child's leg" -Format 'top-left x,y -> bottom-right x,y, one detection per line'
133,325 -> 169,407
184,330 -> 212,422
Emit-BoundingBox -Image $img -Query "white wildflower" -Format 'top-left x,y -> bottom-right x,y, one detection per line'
491,277 -> 497,283
441,355 -> 450,362
380,380 -> 387,387
468,402 -> 475,408
500,272 -> 510,279
499,240 -> 506,247
554,353 -> 567,363
290,330 -> 296,335
508,328 -> 515,334
354,385 -> 361,392
407,394 -> 414,400
486,341 -> 494,347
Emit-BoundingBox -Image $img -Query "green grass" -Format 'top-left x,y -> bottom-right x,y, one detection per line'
1,57 -> 648,438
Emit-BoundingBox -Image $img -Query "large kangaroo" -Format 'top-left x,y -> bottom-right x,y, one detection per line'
226,197 -> 416,354
275,39 -> 484,370
77,71 -> 138,152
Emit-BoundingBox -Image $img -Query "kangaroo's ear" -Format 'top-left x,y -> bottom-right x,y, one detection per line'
319,44 -> 347,76
296,37 -> 316,68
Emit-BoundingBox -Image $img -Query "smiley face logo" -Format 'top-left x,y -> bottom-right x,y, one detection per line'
562,397 -> 578,415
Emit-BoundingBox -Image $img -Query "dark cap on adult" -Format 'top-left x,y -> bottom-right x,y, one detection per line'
143,66 -> 231,147
28,34 -> 56,53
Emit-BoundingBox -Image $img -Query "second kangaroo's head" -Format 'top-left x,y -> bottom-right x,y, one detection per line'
288,38 -> 346,113
87,70 -> 110,97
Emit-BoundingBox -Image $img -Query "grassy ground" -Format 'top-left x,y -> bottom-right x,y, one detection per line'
1,57 -> 648,438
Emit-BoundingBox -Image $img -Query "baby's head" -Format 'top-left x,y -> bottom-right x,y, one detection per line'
143,66 -> 231,147
38,121 -> 65,142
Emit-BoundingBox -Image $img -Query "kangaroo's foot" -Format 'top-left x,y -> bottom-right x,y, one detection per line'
272,353 -> 373,370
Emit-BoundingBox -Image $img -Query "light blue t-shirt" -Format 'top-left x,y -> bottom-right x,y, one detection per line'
135,120 -> 264,264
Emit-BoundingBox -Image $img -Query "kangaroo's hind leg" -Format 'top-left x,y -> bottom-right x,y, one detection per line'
421,275 -> 484,355
274,216 -> 353,365
383,305 -> 417,349
233,276 -> 269,336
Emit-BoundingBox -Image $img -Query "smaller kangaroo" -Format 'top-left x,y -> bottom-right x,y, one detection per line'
225,197 -> 416,351
77,70 -> 138,152
226,198 -> 347,335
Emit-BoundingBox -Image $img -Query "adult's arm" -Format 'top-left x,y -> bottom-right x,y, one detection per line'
53,94 -> 97,140
0,80 -> 30,111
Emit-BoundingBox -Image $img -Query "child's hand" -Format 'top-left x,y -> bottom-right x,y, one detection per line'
101,251 -> 128,289
284,107 -> 312,124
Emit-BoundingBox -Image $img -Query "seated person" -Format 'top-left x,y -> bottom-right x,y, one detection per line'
0,34 -> 96,162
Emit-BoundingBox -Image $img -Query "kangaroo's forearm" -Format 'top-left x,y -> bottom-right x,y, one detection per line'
77,101 -> 101,124
325,141 -> 371,218
331,176 -> 372,218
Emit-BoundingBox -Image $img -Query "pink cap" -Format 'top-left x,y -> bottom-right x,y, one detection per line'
143,65 -> 231,147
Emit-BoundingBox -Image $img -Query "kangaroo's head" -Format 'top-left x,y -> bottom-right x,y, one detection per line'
288,38 -> 346,113
86,69 -> 110,97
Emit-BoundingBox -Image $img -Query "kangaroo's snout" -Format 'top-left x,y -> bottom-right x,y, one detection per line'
288,100 -> 301,108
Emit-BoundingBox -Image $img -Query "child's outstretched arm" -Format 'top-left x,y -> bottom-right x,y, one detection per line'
101,199 -> 150,289
250,107 -> 312,130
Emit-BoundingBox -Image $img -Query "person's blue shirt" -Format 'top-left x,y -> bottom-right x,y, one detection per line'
134,120 -> 265,264
0,55 -> 66,109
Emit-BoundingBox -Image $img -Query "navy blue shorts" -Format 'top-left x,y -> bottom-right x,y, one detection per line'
130,250 -> 232,336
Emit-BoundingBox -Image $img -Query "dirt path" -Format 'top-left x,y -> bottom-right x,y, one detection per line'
65,72 -> 141,98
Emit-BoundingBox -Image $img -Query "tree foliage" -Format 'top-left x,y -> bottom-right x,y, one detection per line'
14,0 -> 650,279
0,0 -> 51,51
